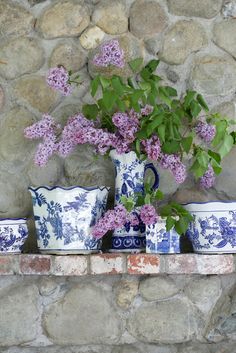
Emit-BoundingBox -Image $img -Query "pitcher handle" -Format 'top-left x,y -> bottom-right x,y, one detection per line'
144,163 -> 159,190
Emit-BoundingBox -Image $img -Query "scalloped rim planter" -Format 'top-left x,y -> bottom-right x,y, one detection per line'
184,201 -> 236,254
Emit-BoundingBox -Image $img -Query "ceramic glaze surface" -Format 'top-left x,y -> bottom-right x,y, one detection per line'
146,219 -> 181,254
109,150 -> 159,252
184,202 -> 236,253
0,218 -> 28,254
29,186 -> 109,254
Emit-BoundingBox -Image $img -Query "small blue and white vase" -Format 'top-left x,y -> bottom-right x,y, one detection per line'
29,185 -> 109,254
109,150 -> 159,253
0,218 -> 28,254
146,218 -> 181,254
184,201 -> 236,254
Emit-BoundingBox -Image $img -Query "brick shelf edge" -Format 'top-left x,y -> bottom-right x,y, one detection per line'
0,253 -> 235,276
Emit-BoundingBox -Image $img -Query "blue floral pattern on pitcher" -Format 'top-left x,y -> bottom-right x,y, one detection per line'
109,150 -> 159,252
0,219 -> 28,254
29,186 -> 109,254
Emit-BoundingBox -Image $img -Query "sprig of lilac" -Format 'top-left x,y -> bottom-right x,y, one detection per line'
93,39 -> 125,68
160,153 -> 187,184
140,204 -> 158,225
47,66 -> 72,96
200,164 -> 215,189
195,121 -> 216,143
142,135 -> 161,161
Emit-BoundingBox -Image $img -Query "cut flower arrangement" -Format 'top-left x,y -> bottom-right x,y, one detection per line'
24,39 -> 236,242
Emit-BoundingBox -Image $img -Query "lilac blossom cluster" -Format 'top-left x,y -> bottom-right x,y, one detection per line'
142,135 -> 161,161
200,165 -> 215,189
93,39 -> 125,68
195,121 -> 216,143
47,66 -> 72,96
92,204 -> 158,239
160,153 -> 187,184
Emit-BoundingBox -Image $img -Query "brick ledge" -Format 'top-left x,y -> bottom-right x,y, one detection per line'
0,253 -> 235,276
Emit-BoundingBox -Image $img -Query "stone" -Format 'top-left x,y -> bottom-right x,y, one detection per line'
92,0 -> 128,35
0,37 -> 44,80
79,26 -> 105,50
49,41 -> 87,72
190,55 -> 236,96
37,1 -> 90,39
0,284 -> 39,345
213,20 -> 236,59
43,284 -> 122,344
112,346 -> 141,353
222,1 -> 236,18
0,0 -> 34,38
26,157 -> 62,187
173,187 -> 210,203
14,75 -> 59,113
38,278 -> 58,296
130,0 -> 167,38
0,85 -> 5,111
127,298 -> 196,343
215,148 -> 236,198
28,0 -> 47,5
160,20 -> 207,65
139,277 -> 179,301
184,276 -> 222,314
114,280 -> 139,309
167,0 -> 223,19
0,171 -> 31,217
0,107 -> 36,163
211,101 -> 236,120
89,34 -> 144,78
218,314 -> 236,338
177,344 -> 211,353
157,168 -> 179,195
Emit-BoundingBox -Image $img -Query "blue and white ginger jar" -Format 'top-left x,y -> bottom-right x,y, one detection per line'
0,218 -> 28,254
184,201 -> 236,254
29,185 -> 109,254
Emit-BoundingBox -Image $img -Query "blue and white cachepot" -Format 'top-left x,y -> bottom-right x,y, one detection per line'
0,218 -> 28,254
146,218 -> 181,254
29,185 -> 109,254
184,201 -> 236,254
109,150 -> 159,253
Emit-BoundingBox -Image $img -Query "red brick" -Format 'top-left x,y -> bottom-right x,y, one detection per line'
20,254 -> 51,275
90,253 -> 126,274
196,254 -> 235,274
164,254 -> 197,274
52,256 -> 87,276
0,255 -> 19,275
127,254 -> 160,274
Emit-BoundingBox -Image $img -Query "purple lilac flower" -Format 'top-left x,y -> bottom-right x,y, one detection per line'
141,105 -> 153,116
112,111 -> 140,142
92,204 -> 128,239
93,39 -> 125,68
111,133 -> 131,154
24,114 -> 58,139
142,135 -> 161,161
47,66 -> 72,96
200,164 -> 215,189
195,121 -> 216,143
140,204 -> 158,225
127,212 -> 140,226
160,153 -> 187,184
34,133 -> 58,166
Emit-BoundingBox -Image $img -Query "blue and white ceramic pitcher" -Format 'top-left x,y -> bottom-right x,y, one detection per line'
109,150 -> 159,252
29,185 -> 109,254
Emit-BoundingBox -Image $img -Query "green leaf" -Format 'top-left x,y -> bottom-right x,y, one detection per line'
210,158 -> 222,175
99,76 -> 110,89
116,99 -> 126,112
218,134 -> 234,158
111,76 -> 124,95
174,218 -> 190,235
197,94 -> 209,112
208,150 -> 221,164
181,136 -> 193,153
160,205 -> 172,217
158,124 -> 166,143
144,194 -> 151,204
128,58 -> 143,72
135,139 -> 141,156
166,216 -> 176,231
136,129 -> 148,139
159,87 -> 172,108
153,189 -> 164,201
91,76 -> 100,97
190,160 -> 208,178
183,90 -> 196,109
82,104 -> 99,120
164,86 -> 178,97
162,140 -> 180,154
212,120 -> 227,147
102,91 -> 117,111
145,59 -> 160,73
190,100 -> 201,118
146,114 -> 164,136
197,150 -> 209,168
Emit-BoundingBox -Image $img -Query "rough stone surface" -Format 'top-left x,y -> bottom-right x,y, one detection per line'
215,148 -> 236,198
0,0 -> 34,38
79,26 -> 105,50
0,107 -> 36,163
160,20 -> 207,65
14,75 -> 59,113
190,55 -> 236,96
37,1 -> 90,39
26,157 -> 62,186
49,41 -> 87,72
0,37 -> 44,80
139,277 -> 179,301
43,284 -> 122,344
0,284 -> 39,345
114,280 -> 139,308
130,0 -> 167,38
222,1 -> 236,18
213,20 -> 236,59
167,0 -> 223,18
92,0 -> 128,34
127,299 -> 197,343
0,85 -> 5,111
